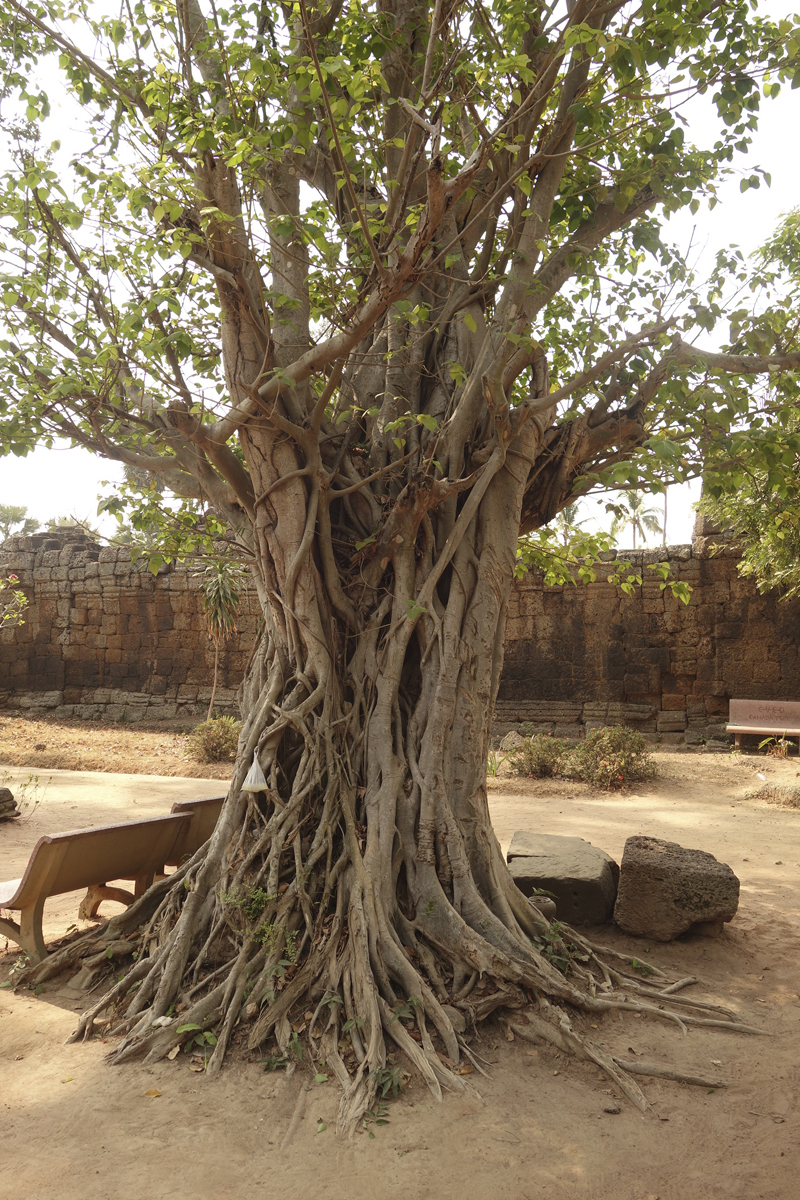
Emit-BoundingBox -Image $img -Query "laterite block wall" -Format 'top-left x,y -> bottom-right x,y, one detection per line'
0,529 -> 260,720
3,526 -> 799,741
497,534 -> 800,745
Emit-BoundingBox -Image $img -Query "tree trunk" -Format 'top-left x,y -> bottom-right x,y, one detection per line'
206,640 -> 220,722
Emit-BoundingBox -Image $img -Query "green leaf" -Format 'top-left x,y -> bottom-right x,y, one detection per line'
405,601 -> 428,622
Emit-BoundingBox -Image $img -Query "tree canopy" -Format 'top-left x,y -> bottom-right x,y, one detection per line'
1,0 -> 798,535
3,0 -> 800,1133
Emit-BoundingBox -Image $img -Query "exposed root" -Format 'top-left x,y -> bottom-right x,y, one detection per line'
281,1082 -> 309,1150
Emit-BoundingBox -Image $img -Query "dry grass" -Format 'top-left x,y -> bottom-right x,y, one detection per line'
0,714 -> 233,779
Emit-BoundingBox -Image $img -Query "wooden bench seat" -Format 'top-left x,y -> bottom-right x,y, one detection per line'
0,812 -> 190,963
726,699 -> 800,748
167,795 -> 226,865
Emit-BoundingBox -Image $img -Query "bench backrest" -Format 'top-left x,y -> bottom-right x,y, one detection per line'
729,698 -> 800,728
7,812 -> 190,910
167,795 -> 226,864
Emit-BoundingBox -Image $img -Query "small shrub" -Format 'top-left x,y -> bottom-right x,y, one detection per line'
510,734 -> 571,778
188,715 -> 240,763
569,725 -> 656,789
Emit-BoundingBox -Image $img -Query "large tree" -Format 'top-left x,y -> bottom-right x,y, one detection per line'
2,0 -> 799,1131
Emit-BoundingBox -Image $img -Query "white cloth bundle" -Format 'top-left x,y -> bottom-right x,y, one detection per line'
241,752 -> 267,792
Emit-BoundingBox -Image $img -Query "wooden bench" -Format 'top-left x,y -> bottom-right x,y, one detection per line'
0,812 -> 190,962
166,795 -> 226,865
726,699 -> 800,749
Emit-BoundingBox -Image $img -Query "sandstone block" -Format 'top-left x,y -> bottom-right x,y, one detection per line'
614,836 -> 739,941
553,723 -> 583,740
656,711 -> 686,732
706,722 -> 730,741
507,832 -> 619,925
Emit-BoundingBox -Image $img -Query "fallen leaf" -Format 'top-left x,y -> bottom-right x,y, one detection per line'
144,1089 -> 162,1097
62,1077 -> 74,1083
456,1065 -> 473,1075
188,1062 -> 204,1072
166,1045 -> 181,1060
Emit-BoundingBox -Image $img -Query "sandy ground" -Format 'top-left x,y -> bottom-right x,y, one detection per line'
1,750 -> 799,1200
0,714 -> 234,778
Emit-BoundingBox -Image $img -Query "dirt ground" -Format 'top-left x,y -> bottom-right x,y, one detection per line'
0,713 -> 233,779
1,748 -> 799,1200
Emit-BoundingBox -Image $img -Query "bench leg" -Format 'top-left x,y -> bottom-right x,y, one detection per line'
19,900 -> 48,962
1,900 -> 48,962
0,913 -> 24,955
735,733 -> 741,748
133,872 -> 156,899
78,884 -> 136,920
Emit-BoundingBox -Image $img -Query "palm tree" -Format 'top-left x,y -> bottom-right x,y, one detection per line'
552,501 -> 587,546
197,561 -> 247,719
610,490 -> 663,549
0,504 -> 39,542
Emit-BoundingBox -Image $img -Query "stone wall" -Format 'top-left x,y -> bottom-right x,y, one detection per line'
3,526 -> 799,741
498,531 -> 800,745
0,528 -> 261,721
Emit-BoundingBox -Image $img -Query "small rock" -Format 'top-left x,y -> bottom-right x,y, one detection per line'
603,1104 -> 621,1115
0,787 -> 19,821
614,836 -> 739,942
500,730 -> 525,751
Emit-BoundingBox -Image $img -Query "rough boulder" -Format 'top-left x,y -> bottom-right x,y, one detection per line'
613,835 -> 739,941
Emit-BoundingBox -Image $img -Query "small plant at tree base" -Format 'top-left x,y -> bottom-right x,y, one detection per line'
370,1063 -> 406,1100
510,734 -> 571,779
569,726 -> 656,790
259,1053 -> 289,1072
532,922 -> 581,975
187,715 -> 241,763
177,1022 -> 217,1066
221,885 -> 275,923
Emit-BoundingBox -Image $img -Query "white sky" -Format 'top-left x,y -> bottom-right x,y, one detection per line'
1,1 -> 798,546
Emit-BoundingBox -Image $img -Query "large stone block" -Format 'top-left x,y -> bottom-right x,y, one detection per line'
614,836 -> 739,941
656,711 -> 686,732
507,832 -> 619,925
